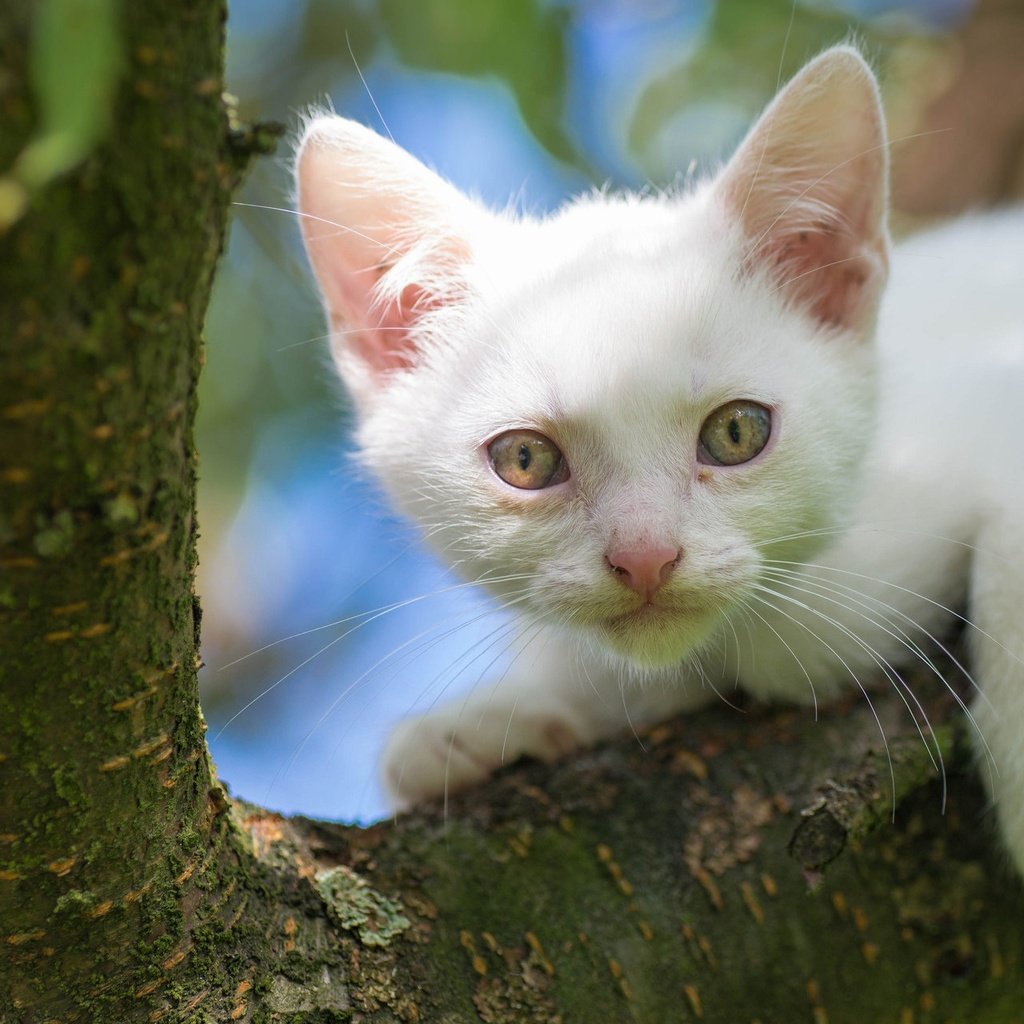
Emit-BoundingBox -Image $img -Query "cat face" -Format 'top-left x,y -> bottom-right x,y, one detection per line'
296,46 -> 889,670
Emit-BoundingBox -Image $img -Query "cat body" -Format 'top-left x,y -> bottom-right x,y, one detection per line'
296,49 -> 1024,872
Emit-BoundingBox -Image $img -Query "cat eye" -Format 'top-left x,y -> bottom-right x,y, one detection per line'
698,401 -> 772,466
488,430 -> 569,490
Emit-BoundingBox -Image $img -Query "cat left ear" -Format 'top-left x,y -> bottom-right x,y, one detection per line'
714,46 -> 890,334
296,116 -> 481,409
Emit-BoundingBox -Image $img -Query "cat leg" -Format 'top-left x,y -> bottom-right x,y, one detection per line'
966,505 -> 1024,878
381,629 -> 713,807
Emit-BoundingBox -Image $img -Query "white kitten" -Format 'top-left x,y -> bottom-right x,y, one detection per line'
296,48 -> 1024,873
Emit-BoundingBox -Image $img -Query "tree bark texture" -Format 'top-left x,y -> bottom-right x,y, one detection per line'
0,1 -> 268,1019
278,683 -> 1024,1024
2,1 -> 1023,1022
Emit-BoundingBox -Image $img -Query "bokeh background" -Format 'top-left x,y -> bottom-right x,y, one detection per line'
199,0 -> 1022,822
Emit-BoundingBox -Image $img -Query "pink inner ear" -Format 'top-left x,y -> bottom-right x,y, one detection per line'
332,275 -> 440,377
757,226 -> 878,330
373,283 -> 428,372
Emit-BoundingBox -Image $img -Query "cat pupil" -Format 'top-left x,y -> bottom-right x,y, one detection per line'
728,419 -> 741,444
518,445 -> 531,471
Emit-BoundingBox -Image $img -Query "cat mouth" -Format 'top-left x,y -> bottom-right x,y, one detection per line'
594,602 -> 715,668
591,593 -> 729,667
603,602 -> 687,631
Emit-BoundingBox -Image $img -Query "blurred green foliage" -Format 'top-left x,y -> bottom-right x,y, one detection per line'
630,0 -> 885,169
379,0 -> 582,168
0,0 -> 122,227
26,0 -> 122,183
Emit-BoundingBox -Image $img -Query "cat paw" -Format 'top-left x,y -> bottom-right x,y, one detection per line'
381,695 -> 587,808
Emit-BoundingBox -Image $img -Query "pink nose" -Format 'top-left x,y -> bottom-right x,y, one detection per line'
606,546 -> 680,601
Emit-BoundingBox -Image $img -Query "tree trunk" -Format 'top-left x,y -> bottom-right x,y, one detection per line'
2,2 -> 1022,1022
0,0 -> 268,1019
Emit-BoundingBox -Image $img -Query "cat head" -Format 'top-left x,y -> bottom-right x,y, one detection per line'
295,46 -> 890,668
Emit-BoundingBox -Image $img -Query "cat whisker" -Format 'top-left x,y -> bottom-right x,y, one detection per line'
721,612 -> 743,691
332,605 -> 530,812
757,572 -> 953,763
217,570 -> 542,670
382,593 -> 536,706
214,576 -> 541,740
747,587 -> 902,812
270,592 -> 540,810
618,677 -> 649,752
759,521 -> 982,553
750,582 -> 940,811
275,325 -> 416,354
734,0 -> 797,228
360,608 -> 534,815
731,596 -> 819,717
345,30 -> 395,144
495,616 -> 562,766
214,628 -> 351,740
769,253 -> 875,296
762,563 -> 980,693
727,603 -> 756,679
434,614 -> 551,820
232,201 -> 409,264
760,565 -> 995,772
765,558 -> 1024,672
693,655 -> 746,714
346,605 -> 529,817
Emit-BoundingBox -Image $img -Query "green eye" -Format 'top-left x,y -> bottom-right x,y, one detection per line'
698,401 -> 772,466
488,430 -> 568,490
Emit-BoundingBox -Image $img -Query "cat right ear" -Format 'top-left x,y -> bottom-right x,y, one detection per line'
295,117 -> 480,409
713,47 -> 890,335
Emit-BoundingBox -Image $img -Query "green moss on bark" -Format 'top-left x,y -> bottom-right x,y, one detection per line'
0,1 -> 282,1019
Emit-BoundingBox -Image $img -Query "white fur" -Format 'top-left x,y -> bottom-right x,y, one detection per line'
296,49 -> 1024,874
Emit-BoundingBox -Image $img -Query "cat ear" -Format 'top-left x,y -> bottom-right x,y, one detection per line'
714,46 -> 890,334
295,116 -> 479,407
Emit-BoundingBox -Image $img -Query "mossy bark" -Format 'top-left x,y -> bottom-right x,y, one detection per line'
2,1 -> 1023,1022
0,1 -> 275,1019
302,685 -> 1024,1024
